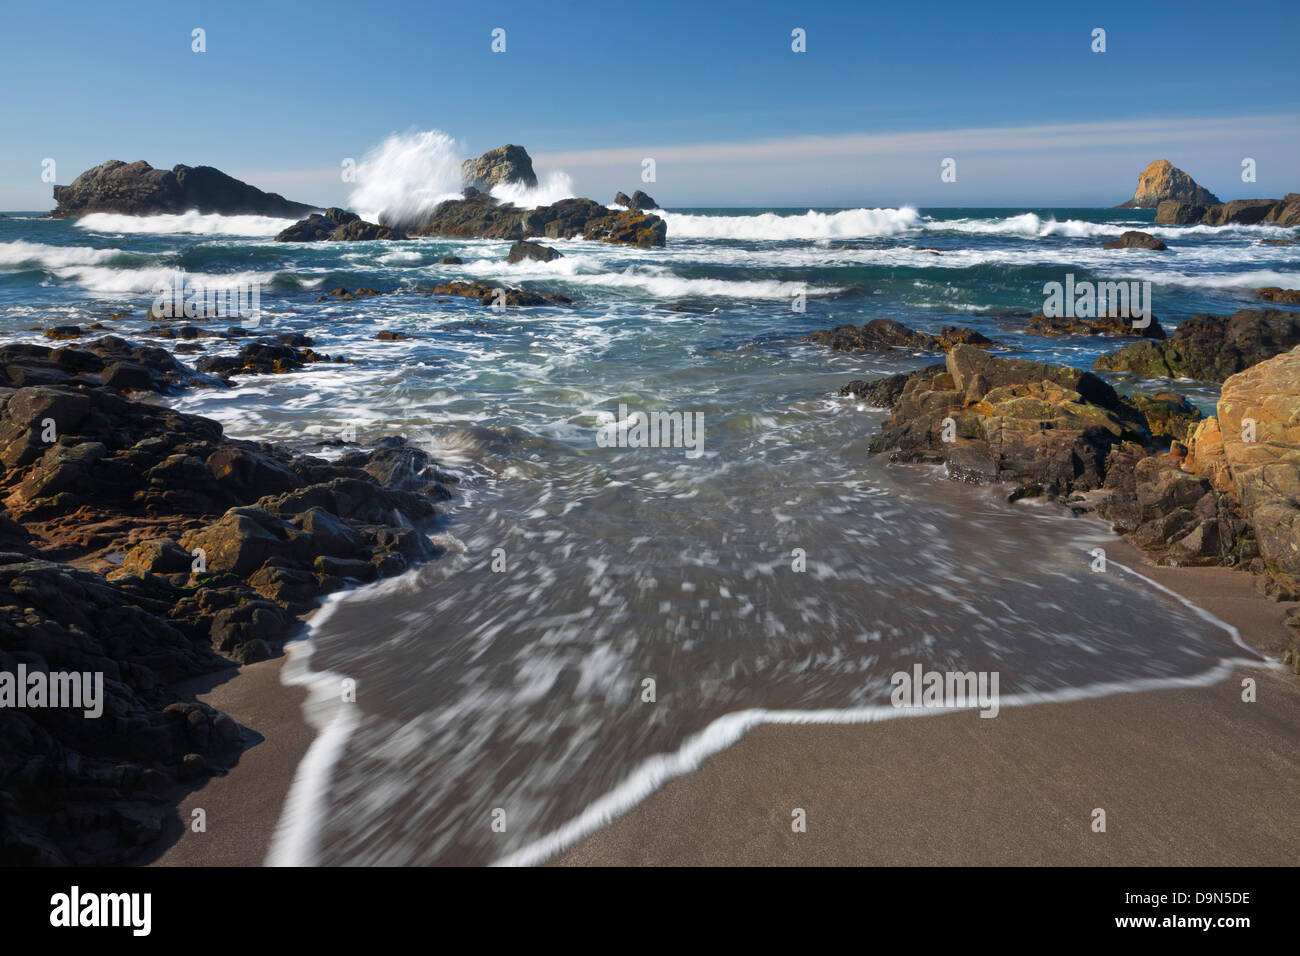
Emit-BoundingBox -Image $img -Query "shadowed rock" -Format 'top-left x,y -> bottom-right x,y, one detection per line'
1094,309 -> 1300,382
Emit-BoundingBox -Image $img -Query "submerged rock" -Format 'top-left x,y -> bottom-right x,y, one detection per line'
1102,230 -> 1167,250
807,318 -> 995,353
1094,309 -> 1300,382
51,160 -> 317,219
506,240 -> 562,263
1025,312 -> 1166,340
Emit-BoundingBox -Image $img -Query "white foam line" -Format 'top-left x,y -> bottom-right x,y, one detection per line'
493,559 -> 1279,868
264,589 -> 360,867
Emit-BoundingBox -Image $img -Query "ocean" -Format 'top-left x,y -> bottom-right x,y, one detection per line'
1,203 -> 1294,864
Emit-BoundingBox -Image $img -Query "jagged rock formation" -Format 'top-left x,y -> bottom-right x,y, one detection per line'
409,193 -> 666,247
461,145 -> 537,191
614,190 -> 659,210
51,160 -> 318,219
1116,160 -> 1220,209
1094,309 -> 1300,382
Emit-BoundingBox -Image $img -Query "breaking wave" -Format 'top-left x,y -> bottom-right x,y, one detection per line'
74,211 -> 296,237
661,206 -> 923,240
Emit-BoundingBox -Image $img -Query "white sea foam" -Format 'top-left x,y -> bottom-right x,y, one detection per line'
491,169 -> 576,208
349,129 -> 466,226
923,212 -> 1298,240
661,206 -> 923,240
0,240 -> 144,268
74,211 -> 296,236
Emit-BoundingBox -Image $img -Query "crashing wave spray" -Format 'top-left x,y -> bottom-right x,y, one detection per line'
348,129 -> 466,228
348,129 -> 576,228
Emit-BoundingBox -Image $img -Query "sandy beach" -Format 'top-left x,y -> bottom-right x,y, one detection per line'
549,539 -> 1300,865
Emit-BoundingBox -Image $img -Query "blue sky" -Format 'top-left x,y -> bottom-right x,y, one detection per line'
2,0 -> 1297,209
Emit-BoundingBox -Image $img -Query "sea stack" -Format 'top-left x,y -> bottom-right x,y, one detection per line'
461,144 -> 538,191
1116,159 -> 1220,209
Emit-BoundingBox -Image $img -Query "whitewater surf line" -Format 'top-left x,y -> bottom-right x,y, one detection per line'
262,547 -> 1280,867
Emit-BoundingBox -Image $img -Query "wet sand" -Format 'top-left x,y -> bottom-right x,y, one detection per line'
145,538 -> 1300,867
148,655 -> 312,867
550,540 -> 1300,866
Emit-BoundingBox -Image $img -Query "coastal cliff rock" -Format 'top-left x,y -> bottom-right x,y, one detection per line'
0,373 -> 457,864
1094,309 -> 1300,382
51,160 -> 318,219
1203,346 -> 1300,600
1116,160 -> 1220,210
1155,193 -> 1300,227
807,319 -> 995,353
275,207 -> 406,242
461,145 -> 537,191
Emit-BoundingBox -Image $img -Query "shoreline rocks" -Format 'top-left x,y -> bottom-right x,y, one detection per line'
1094,309 -> 1300,382
1102,230 -> 1167,250
0,346 -> 457,864
51,160 -> 318,219
807,319 -> 996,354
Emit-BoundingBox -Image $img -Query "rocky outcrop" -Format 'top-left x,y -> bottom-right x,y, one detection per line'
193,334 -> 346,378
1025,312 -> 1166,340
1155,193 -> 1300,227
807,319 -> 995,354
51,160 -> 317,219
867,345 -> 1149,495
1258,287 -> 1300,304
275,208 -> 406,242
1203,346 -> 1300,600
506,240 -> 562,264
1094,309 -> 1300,382
411,193 -> 667,247
0,337 -> 224,393
0,377 -> 456,864
614,190 -> 659,210
427,280 -> 572,308
1116,160 -> 1220,210
461,145 -> 538,191
1102,230 -> 1167,250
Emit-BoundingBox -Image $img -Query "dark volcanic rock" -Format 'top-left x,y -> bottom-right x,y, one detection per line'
51,160 -> 317,219
1094,309 -> 1300,382
275,207 -> 406,242
194,338 -> 344,378
411,193 -> 667,247
1102,230 -> 1167,250
808,318 -> 995,354
461,145 -> 538,191
0,382 -> 457,864
1156,193 -> 1300,227
0,336 -> 224,393
615,190 -> 659,210
426,281 -> 572,308
506,240 -> 562,264
1024,312 -> 1166,340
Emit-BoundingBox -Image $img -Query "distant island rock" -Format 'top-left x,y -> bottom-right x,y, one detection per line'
1115,159 -> 1220,209
1155,194 -> 1300,227
461,144 -> 537,190
50,160 -> 319,219
614,190 -> 659,210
